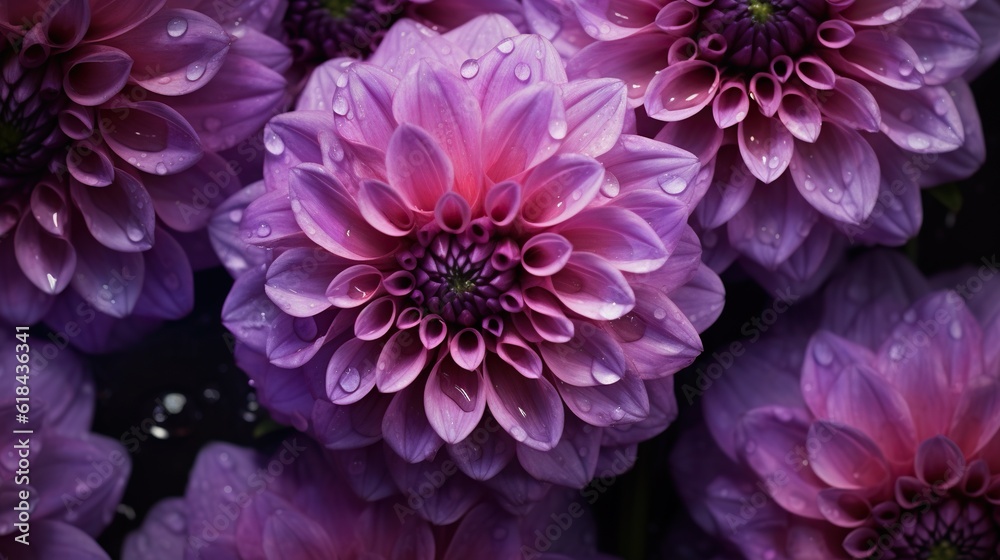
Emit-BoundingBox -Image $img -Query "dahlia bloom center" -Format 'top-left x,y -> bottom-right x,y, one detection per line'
406,222 -> 518,326
0,48 -> 65,188
702,0 -> 825,69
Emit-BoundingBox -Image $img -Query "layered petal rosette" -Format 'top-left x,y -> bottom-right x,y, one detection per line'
122,439 -> 613,560
565,0 -> 1000,289
282,0 -> 526,62
0,325 -> 130,557
0,0 -> 291,348
215,15 -> 723,500
673,251 -> 1000,558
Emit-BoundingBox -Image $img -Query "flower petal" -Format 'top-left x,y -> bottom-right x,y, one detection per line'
133,227 -> 193,319
383,379 -> 444,463
791,122 -> 880,224
288,163 -> 398,260
386,124 -> 455,212
644,59 -> 720,122
69,224 -> 144,318
483,355 -> 564,451
106,8 -> 230,96
737,107 -> 793,184
807,422 -> 891,490
483,82 -> 565,181
13,213 -> 76,295
556,206 -> 667,273
425,354 -> 486,443
62,45 -> 132,106
375,329 -> 430,392
516,415 -> 600,487
520,153 -> 603,228
99,101 -> 201,175
550,252 -> 634,320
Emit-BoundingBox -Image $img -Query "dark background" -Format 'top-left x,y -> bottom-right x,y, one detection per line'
87,63 -> 1000,559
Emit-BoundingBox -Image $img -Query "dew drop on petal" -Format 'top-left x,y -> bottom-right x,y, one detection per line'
907,133 -> 931,150
600,172 -> 620,197
898,60 -> 914,77
812,340 -> 833,366
264,130 -> 285,155
335,73 -> 349,88
460,59 -> 480,79
883,7 -> 903,22
577,397 -> 592,412
949,320 -> 963,340
185,63 -> 206,81
332,95 -> 349,116
228,209 -> 243,223
496,38 -> 514,54
155,162 -> 168,175
509,425 -> 527,441
126,222 -> 145,243
514,62 -> 531,81
548,119 -> 567,140
658,174 -> 687,194
610,406 -> 625,421
257,223 -> 271,238
339,367 -> 361,392
167,17 -> 188,38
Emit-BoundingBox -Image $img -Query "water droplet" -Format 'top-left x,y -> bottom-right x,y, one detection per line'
610,407 -> 626,421
658,174 -> 687,194
653,308 -> 667,320
167,17 -> 188,38
332,95 -> 349,116
907,133 -> 931,150
883,7 -> 903,22
228,209 -> 243,223
509,425 -> 527,441
185,63 -> 206,81
460,59 -> 480,79
933,97 -> 950,116
600,172 -> 620,197
126,222 -> 145,243
496,38 -> 514,54
264,130 -> 284,155
339,367 -> 361,392
577,398 -> 592,412
949,320 -> 963,340
548,119 -> 567,140
155,162 -> 168,175
812,341 -> 833,366
767,156 -> 780,169
898,60 -> 914,77
335,73 -> 349,88
514,62 -> 531,81
256,223 -> 271,238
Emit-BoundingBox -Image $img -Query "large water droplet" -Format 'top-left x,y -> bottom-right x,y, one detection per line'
600,172 -> 620,197
883,7 -> 903,22
166,17 -> 188,38
610,407 -> 625,421
460,59 -> 480,79
228,209 -> 244,223
264,130 -> 284,155
812,341 -> 833,366
185,63 -> 206,81
509,425 -> 527,441
514,62 -> 531,81
548,119 -> 567,140
907,133 -> 931,150
155,162 -> 168,175
658,174 -> 687,194
126,222 -> 145,243
339,367 -> 361,392
256,223 -> 272,238
332,95 -> 349,116
496,38 -> 514,54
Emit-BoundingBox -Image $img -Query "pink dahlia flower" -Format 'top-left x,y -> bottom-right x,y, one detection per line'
123,439 -> 613,560
0,324 -> 130,557
0,0 -> 290,346
674,251 -> 1000,558
214,14 -> 723,495
565,0 -> 1000,287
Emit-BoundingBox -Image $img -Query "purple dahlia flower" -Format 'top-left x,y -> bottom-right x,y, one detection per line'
123,439 -> 613,559
673,251 -> 1000,559
564,0 -> 1000,288
0,0 -> 291,347
283,0 -> 526,62
0,324 -> 130,557
214,15 -> 723,495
